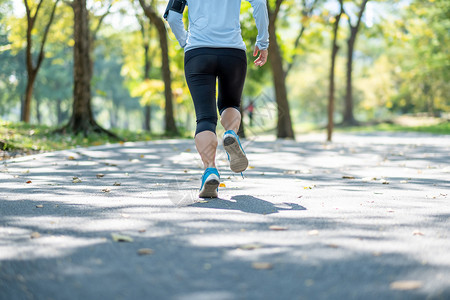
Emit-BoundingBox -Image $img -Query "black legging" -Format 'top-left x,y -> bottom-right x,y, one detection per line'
184,47 -> 247,136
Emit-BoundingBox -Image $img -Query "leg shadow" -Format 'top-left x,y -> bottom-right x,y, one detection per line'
190,195 -> 306,215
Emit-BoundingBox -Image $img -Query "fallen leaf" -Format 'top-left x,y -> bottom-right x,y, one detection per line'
138,229 -> 146,233
342,176 -> 356,179
283,170 -> 297,175
219,183 -> 226,187
36,205 -> 43,208
413,230 -> 424,236
102,188 -> 111,193
113,182 -> 121,186
308,230 -> 319,236
248,166 -> 255,169
252,262 -> 273,270
30,232 -> 41,239
72,177 -> 82,183
140,154 -> 145,158
96,173 -> 105,178
111,233 -> 133,242
269,225 -> 288,231
119,141 -> 125,145
362,177 -> 377,182
327,244 -> 339,248
26,180 -> 32,184
137,248 -> 153,255
67,156 -> 76,160
239,243 -> 262,250
184,148 -> 191,152
390,281 -> 423,290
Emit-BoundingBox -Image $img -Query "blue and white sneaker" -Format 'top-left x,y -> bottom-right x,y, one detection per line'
223,130 -> 248,173
199,167 -> 220,198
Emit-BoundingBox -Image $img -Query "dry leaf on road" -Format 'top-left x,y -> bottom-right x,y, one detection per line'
239,243 -> 262,250
269,225 -> 288,231
390,280 -> 423,290
137,248 -> 153,255
96,174 -> 105,178
111,233 -> 133,242
30,232 -> 41,239
252,262 -> 273,270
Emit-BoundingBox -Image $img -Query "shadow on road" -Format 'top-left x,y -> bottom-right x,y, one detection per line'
190,195 -> 306,215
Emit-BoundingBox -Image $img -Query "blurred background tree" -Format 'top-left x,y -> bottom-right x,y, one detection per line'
0,0 -> 448,139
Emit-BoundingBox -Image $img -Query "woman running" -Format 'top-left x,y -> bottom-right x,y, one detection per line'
164,0 -> 269,198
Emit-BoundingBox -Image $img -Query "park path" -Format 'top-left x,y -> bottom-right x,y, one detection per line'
0,132 -> 449,300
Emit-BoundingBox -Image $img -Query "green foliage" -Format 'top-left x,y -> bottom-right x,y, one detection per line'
0,0 -> 448,137
0,119 -> 190,155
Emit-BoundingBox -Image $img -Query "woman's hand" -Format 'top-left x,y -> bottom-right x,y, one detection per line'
253,46 -> 268,67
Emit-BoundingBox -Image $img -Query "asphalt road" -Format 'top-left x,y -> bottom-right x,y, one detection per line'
1,132 -> 449,300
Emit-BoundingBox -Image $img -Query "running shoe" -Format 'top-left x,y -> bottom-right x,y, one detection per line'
199,167 -> 220,198
223,130 -> 248,173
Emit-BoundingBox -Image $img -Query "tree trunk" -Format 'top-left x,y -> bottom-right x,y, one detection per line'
22,72 -> 36,122
143,40 -> 152,132
327,2 -> 343,142
69,0 -> 93,132
139,0 -> 177,134
144,105 -> 152,132
343,0 -> 369,125
60,0 -> 117,138
56,98 -> 63,124
268,10 -> 295,139
35,96 -> 41,124
22,0 -> 59,123
237,102 -> 246,139
343,33 -> 357,125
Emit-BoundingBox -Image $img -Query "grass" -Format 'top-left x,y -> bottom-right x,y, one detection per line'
1,119 -> 448,159
0,120 -> 190,159
333,122 -> 450,135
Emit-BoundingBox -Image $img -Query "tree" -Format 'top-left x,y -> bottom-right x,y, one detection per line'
138,0 -> 178,134
266,0 -> 320,138
136,11 -> 153,132
58,0 -> 118,136
342,0 -> 369,125
57,0 -> 114,136
327,0 -> 344,142
22,0 -> 60,123
267,0 -> 295,138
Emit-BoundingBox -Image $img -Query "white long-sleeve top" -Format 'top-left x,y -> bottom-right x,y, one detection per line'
165,0 -> 269,52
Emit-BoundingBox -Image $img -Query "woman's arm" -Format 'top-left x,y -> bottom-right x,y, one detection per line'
165,10 -> 188,48
247,0 -> 270,51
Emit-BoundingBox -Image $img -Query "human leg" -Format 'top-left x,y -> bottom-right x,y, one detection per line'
184,52 -> 219,169
216,50 -> 248,173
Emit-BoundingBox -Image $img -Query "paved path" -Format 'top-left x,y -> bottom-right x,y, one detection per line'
0,132 -> 449,300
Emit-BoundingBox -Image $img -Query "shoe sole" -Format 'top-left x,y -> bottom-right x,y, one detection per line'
223,135 -> 248,173
199,178 -> 219,198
